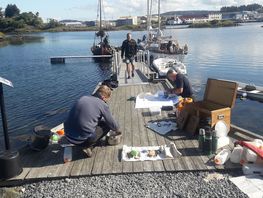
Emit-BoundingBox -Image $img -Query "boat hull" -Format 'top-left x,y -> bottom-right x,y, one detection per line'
152,58 -> 187,77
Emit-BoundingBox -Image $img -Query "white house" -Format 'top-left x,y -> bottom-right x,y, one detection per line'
208,13 -> 222,21
61,22 -> 85,27
167,16 -> 183,25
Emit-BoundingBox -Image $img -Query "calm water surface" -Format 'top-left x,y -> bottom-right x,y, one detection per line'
0,23 -> 262,149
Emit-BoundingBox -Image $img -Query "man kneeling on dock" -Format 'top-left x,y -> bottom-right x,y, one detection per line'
64,85 -> 121,157
166,69 -> 194,99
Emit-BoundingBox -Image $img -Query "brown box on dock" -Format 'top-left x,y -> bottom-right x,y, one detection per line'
194,78 -> 238,132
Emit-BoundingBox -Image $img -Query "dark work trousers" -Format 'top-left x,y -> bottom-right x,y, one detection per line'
79,121 -> 111,148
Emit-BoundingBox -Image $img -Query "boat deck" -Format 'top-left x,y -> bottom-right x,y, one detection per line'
0,81 -> 242,186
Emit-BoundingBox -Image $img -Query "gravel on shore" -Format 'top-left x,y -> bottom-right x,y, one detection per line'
2,171 -> 248,198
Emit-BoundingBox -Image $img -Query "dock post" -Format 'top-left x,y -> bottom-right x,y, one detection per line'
50,58 -> 65,64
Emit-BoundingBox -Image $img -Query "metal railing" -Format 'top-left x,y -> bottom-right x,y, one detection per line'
112,50 -> 157,81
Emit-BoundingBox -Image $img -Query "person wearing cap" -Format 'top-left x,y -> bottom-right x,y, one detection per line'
166,69 -> 194,99
64,85 -> 121,157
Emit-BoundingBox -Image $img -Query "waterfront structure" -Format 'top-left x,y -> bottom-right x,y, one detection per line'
116,16 -> 138,26
180,15 -> 208,24
208,13 -> 222,21
60,21 -> 85,27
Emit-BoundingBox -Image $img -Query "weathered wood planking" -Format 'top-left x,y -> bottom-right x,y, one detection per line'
0,82 -> 243,187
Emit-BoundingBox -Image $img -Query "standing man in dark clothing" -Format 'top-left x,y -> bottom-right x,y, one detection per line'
121,33 -> 138,79
64,85 -> 120,157
166,69 -> 194,98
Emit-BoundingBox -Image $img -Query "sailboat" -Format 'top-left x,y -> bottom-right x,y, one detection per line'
139,0 -> 188,55
91,0 -> 113,61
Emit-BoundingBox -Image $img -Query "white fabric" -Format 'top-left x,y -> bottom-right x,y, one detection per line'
122,143 -> 181,162
146,121 -> 177,135
230,175 -> 263,198
135,91 -> 180,109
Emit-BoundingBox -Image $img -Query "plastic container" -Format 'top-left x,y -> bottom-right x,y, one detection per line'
217,136 -> 230,149
243,147 -> 258,162
242,163 -> 263,175
30,125 -> 51,151
149,106 -> 161,116
230,146 -> 243,163
63,147 -> 72,163
214,149 -> 231,165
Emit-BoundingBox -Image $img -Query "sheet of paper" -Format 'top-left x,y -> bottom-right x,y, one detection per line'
230,175 -> 263,198
135,92 -> 180,109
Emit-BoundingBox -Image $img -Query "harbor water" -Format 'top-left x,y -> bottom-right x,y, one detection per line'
0,23 -> 262,149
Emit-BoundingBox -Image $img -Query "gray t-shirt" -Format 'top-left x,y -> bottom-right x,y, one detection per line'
64,95 -> 119,144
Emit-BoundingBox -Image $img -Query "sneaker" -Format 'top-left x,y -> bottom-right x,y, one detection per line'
83,147 -> 93,158
127,76 -> 131,79
132,73 -> 134,77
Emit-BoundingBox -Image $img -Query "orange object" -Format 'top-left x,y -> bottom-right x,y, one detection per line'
184,97 -> 193,104
57,129 -> 65,136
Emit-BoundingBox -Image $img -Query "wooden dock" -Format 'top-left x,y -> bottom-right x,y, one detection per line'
0,81 -> 242,187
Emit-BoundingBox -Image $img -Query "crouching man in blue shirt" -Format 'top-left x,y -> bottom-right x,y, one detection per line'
64,85 -> 120,157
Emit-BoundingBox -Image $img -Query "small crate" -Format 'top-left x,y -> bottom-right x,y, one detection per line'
194,78 -> 238,132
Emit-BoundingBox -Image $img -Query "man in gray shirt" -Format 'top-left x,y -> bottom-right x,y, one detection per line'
64,85 -> 120,157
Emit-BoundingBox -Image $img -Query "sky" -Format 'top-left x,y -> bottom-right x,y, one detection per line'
0,0 -> 263,21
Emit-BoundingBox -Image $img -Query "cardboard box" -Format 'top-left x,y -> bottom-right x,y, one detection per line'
194,79 -> 238,131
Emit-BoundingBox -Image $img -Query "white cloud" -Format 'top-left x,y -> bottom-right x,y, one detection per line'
69,0 -> 263,20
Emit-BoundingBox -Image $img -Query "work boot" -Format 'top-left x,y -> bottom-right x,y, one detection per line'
83,147 -> 93,158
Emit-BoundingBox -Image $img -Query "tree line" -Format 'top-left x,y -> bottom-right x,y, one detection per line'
0,4 -> 61,32
220,3 -> 263,13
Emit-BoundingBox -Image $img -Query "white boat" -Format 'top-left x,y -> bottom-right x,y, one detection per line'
138,0 -> 188,55
152,58 -> 187,77
237,83 -> 263,103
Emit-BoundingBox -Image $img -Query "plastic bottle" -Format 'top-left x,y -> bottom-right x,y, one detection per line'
63,147 -> 72,163
230,146 -> 243,163
214,149 -> 231,165
198,128 -> 205,151
212,130 -> 218,154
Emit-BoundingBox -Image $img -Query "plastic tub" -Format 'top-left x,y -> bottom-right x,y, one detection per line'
149,106 -> 161,116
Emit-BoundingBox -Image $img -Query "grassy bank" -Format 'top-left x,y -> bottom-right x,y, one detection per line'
189,20 -> 238,28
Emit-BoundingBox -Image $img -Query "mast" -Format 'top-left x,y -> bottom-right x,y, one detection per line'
100,0 -> 102,42
147,0 -> 150,33
158,0 -> 161,34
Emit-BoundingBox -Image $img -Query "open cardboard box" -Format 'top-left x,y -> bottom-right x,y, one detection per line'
194,78 -> 238,132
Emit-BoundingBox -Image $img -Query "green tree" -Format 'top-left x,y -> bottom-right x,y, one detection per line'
5,4 -> 20,18
44,18 -> 61,29
16,12 -> 43,27
0,7 -> 4,18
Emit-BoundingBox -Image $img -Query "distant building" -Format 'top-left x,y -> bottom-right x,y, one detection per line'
84,21 -> 96,27
116,16 -> 137,26
179,15 -> 208,24
166,16 -> 183,25
137,16 -> 147,25
208,13 -> 222,21
60,21 -> 85,27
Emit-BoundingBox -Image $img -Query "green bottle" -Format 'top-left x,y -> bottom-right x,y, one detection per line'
198,128 -> 205,152
212,130 -> 218,154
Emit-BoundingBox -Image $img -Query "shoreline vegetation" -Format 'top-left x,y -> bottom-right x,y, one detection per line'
189,20 -> 238,28
0,20 -> 239,47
